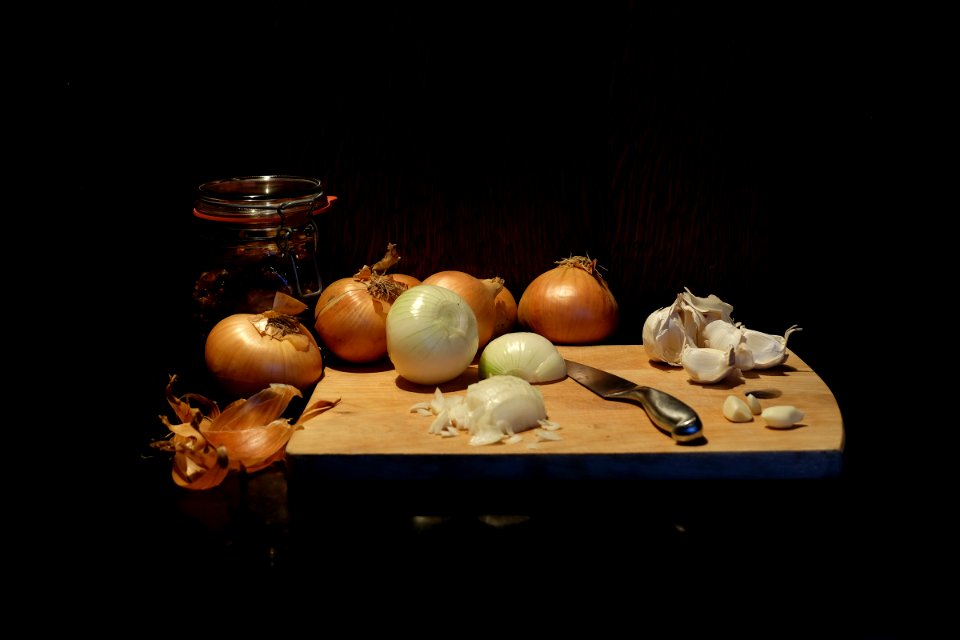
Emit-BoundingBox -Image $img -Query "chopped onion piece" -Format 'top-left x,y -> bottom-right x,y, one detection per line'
413,376 -> 556,446
536,430 -> 562,442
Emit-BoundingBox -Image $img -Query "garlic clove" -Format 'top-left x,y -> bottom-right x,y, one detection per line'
722,395 -> 753,422
745,393 -> 763,415
761,405 -> 805,428
702,318 -> 743,351
735,343 -> 755,371
743,325 -> 802,369
681,346 -> 737,384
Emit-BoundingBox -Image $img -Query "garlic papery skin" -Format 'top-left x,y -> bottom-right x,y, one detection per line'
642,295 -> 692,366
745,393 -> 763,415
681,346 -> 737,384
743,325 -> 802,369
722,395 -> 753,422
761,405 -> 805,428
682,287 -> 734,324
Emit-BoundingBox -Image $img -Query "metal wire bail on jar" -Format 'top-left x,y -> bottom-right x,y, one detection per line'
192,175 -> 335,325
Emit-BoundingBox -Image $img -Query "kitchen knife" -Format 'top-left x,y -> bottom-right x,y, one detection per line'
564,359 -> 704,443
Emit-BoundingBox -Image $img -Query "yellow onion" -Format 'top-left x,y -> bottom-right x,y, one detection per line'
421,270 -> 504,349
205,293 -> 324,398
492,284 -> 518,339
314,244 -> 420,363
518,256 -> 619,344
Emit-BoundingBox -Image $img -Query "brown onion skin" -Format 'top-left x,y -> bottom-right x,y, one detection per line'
421,271 -> 502,349
518,263 -> 619,344
313,275 -> 421,363
390,274 -> 423,291
205,314 -> 324,399
492,285 -> 518,339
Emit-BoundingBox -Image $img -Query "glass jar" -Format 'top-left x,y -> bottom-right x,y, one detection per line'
191,175 -> 333,326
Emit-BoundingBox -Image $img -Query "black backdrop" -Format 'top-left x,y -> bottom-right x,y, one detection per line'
49,2 -> 930,630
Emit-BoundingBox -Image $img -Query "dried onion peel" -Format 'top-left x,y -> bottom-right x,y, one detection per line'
152,375 -> 339,489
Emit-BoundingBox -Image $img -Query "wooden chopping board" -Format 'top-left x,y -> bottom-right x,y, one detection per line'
287,345 -> 844,480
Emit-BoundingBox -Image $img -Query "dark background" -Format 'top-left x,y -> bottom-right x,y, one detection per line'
48,2 -> 935,631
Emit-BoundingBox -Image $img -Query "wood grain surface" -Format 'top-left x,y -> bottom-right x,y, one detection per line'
288,345 -> 843,480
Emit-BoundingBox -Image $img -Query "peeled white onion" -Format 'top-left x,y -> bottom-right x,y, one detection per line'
385,284 -> 479,385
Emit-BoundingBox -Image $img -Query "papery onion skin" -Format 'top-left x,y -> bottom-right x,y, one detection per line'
314,243 -> 421,363
518,257 -> 619,344
478,332 -> 567,383
421,271 -> 503,349
386,284 -> 479,385
205,313 -> 324,398
314,276 -> 416,363
492,285 -> 518,339
391,274 -> 423,290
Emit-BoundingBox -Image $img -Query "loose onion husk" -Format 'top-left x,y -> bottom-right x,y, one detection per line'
314,243 -> 420,363
205,293 -> 324,398
152,375 -> 340,490
421,270 -> 504,349
518,256 -> 619,344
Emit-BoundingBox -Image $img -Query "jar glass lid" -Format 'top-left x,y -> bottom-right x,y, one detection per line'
195,175 -> 329,224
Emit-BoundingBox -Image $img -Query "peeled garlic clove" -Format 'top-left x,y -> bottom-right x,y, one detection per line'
745,393 -> 762,415
722,395 -> 753,422
643,295 -> 692,366
682,287 -> 735,324
761,405 -> 805,428
743,325 -> 802,369
681,346 -> 736,384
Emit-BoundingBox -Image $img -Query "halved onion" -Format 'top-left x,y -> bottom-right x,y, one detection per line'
478,332 -> 566,383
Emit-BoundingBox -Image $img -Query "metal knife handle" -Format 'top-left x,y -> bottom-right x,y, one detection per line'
609,387 -> 704,443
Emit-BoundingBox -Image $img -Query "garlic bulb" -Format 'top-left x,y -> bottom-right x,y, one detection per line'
743,325 -> 802,369
681,346 -> 737,384
722,395 -> 753,422
761,405 -> 805,428
745,393 -> 763,415
643,288 -> 801,376
643,294 -> 704,366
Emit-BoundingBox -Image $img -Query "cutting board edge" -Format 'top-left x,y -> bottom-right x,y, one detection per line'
287,448 -> 844,481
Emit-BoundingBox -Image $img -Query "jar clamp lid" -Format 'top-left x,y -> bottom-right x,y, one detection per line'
194,175 -> 330,226
192,176 -> 333,319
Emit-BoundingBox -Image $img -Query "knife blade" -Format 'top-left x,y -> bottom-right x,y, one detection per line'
564,359 -> 704,443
